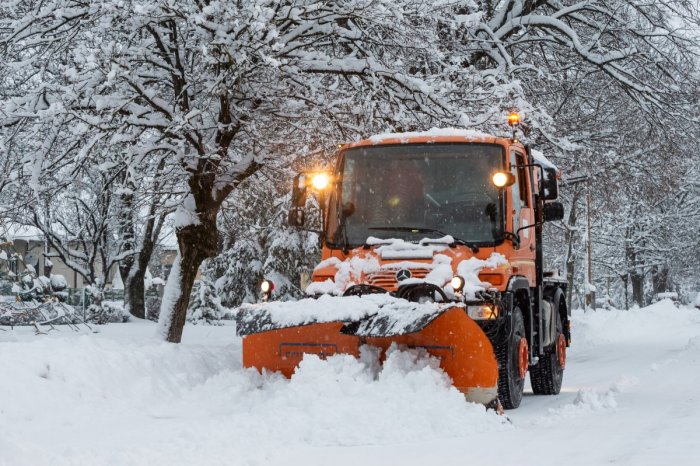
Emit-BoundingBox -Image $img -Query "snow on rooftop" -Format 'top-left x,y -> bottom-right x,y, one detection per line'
0,221 -> 44,242
368,127 -> 494,144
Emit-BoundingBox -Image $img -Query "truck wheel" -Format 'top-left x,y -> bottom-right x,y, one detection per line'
496,306 -> 527,409
530,311 -> 565,395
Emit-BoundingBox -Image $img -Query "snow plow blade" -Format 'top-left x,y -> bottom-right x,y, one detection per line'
237,303 -> 498,405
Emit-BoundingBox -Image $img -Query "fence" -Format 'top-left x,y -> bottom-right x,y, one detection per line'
62,288 -> 162,307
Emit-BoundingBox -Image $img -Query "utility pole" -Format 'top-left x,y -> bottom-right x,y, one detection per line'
562,174 -> 596,311
585,187 -> 595,310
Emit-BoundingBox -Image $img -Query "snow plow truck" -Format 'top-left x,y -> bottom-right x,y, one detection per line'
236,121 -> 569,410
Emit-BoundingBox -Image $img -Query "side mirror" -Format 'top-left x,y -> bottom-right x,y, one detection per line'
288,171 -> 333,228
543,202 -> 564,222
288,174 -> 308,228
541,166 -> 559,200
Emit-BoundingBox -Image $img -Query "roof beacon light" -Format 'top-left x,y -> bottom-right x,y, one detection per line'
310,172 -> 330,190
508,112 -> 521,127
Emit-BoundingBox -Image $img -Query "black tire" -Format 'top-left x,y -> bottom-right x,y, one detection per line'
530,311 -> 565,395
495,306 -> 527,409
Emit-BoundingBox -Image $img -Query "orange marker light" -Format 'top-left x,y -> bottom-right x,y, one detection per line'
508,112 -> 521,126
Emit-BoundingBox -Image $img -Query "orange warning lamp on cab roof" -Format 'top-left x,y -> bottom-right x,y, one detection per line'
508,112 -> 521,127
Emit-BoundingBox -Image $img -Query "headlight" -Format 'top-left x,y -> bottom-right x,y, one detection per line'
260,279 -> 274,294
467,305 -> 499,320
310,172 -> 330,190
491,171 -> 515,188
450,275 -> 465,292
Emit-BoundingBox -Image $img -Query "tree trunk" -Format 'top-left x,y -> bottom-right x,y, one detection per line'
565,191 -> 579,311
125,228 -> 160,319
631,271 -> 645,307
124,267 -> 147,319
155,132 -> 259,342
651,265 -> 670,295
158,217 -> 218,343
625,229 -> 645,308
118,181 -> 137,308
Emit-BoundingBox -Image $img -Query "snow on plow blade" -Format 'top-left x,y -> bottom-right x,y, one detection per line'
235,295 -> 498,404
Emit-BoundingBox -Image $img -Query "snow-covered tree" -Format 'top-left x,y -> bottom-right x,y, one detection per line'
187,276 -> 225,324
0,1 -> 479,341
207,163 -> 321,307
2,0 -> 700,336
25,164 -> 128,292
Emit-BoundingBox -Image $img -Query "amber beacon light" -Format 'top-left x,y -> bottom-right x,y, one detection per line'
508,112 -> 521,126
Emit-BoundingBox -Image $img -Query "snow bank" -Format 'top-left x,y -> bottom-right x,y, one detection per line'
0,324 -> 507,466
3,300 -> 700,465
546,388 -> 618,419
571,299 -> 700,350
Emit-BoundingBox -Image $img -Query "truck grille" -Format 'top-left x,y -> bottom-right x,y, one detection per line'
365,268 -> 430,291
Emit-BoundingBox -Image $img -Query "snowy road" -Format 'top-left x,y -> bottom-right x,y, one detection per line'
2,300 -> 699,466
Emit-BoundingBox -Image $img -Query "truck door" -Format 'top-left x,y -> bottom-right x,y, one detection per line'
510,149 -> 536,284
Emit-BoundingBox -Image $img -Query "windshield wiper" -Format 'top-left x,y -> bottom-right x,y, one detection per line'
336,207 -> 352,254
366,226 -> 479,252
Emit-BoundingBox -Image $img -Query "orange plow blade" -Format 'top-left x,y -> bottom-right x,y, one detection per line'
239,305 -> 498,404
242,322 -> 361,378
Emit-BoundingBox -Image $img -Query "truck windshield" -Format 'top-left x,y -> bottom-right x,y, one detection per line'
326,143 -> 505,248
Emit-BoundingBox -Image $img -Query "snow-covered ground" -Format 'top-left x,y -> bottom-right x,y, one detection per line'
2,300 -> 699,466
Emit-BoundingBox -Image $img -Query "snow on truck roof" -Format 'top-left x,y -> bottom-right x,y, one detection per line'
342,128 -> 501,149
367,128 -> 495,144
345,128 -> 559,171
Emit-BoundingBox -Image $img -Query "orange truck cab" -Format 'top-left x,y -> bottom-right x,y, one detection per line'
243,128 -> 569,410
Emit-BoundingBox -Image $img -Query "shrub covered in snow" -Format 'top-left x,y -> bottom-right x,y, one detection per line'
187,279 -> 227,325
145,296 -> 162,322
0,299 -> 88,327
87,300 -> 129,324
14,266 -> 69,303
211,172 -> 321,307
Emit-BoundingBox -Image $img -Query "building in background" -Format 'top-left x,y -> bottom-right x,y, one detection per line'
0,222 -> 179,289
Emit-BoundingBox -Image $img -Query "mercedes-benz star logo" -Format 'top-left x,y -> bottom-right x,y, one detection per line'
395,269 -> 412,281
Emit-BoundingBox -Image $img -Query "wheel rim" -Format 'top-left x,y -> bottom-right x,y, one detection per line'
518,337 -> 529,379
557,333 -> 566,369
